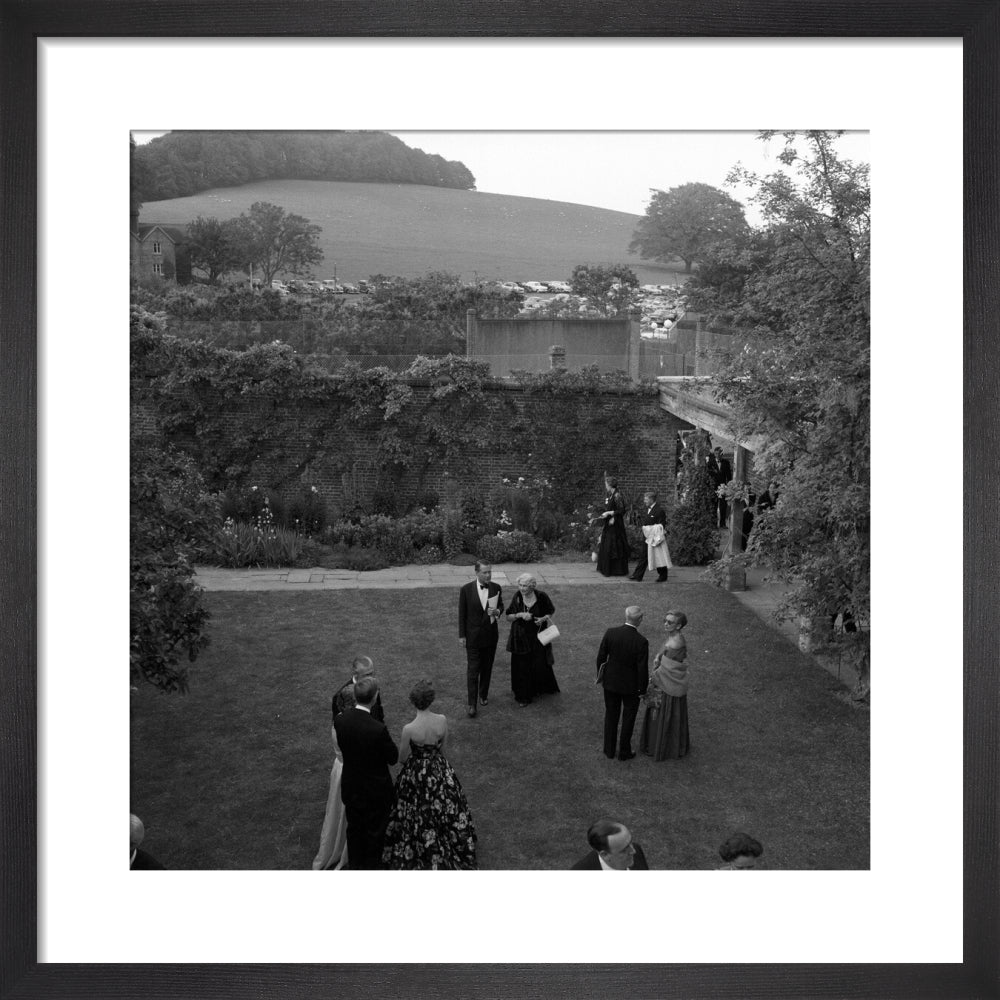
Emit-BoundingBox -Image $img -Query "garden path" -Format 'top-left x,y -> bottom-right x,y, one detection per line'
194,545 -> 860,691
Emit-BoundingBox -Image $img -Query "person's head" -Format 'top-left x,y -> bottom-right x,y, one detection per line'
408,679 -> 435,711
718,832 -> 763,867
474,561 -> 492,585
664,609 -> 687,632
605,475 -> 618,491
625,605 -> 643,627
643,491 -> 657,506
714,447 -> 723,457
516,572 -> 536,595
587,820 -> 636,870
352,655 -> 374,681
130,814 -> 145,854
353,676 -> 379,707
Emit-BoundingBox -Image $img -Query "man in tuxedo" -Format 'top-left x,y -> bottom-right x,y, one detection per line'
130,813 -> 165,869
629,490 -> 670,583
458,561 -> 504,718
331,655 -> 385,725
571,819 -> 649,870
333,676 -> 399,870
596,606 -> 649,760
713,446 -> 733,528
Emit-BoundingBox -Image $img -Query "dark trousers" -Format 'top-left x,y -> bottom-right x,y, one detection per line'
630,561 -> 668,582
603,690 -> 640,757
718,496 -> 729,528
342,789 -> 393,870
466,642 -> 497,706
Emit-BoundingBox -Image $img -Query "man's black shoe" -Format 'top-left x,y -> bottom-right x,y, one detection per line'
618,751 -> 636,761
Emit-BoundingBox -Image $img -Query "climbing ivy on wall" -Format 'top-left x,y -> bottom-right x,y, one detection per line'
131,312 -> 658,512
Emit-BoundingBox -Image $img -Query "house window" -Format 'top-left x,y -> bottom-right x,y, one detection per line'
152,241 -> 162,254
152,263 -> 162,275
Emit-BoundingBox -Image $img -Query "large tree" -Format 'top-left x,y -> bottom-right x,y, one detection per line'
187,215 -> 242,284
629,182 -> 749,272
569,262 -> 639,315
227,201 -> 324,286
690,131 -> 870,694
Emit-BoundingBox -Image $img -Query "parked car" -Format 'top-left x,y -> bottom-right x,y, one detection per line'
522,281 -> 549,293
498,281 -> 524,293
546,280 -> 572,293
356,279 -> 370,294
340,282 -> 359,294
320,279 -> 343,293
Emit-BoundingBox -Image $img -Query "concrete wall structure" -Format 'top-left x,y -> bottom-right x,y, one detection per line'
467,309 -> 642,380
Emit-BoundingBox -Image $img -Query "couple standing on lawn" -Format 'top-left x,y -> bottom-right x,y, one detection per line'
459,562 -> 560,714
312,661 -> 477,871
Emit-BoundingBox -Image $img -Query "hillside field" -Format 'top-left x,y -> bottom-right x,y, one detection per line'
140,180 -> 688,286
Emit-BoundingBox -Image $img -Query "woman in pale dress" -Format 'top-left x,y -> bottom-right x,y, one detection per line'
639,609 -> 691,761
312,656 -> 377,871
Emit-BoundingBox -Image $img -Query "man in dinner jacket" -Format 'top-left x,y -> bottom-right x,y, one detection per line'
333,676 -> 399,870
458,560 -> 504,718
596,606 -> 649,761
571,819 -> 650,870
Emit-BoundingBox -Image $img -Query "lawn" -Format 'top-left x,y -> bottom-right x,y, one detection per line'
130,582 -> 869,870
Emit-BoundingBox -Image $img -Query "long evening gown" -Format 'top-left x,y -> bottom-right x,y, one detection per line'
381,741 -> 478,870
596,489 -> 630,576
507,590 -> 560,704
312,751 -> 348,870
639,652 -> 691,761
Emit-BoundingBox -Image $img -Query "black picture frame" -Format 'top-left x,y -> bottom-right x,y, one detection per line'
2,3 -> 996,998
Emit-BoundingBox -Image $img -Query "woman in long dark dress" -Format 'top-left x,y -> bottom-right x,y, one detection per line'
639,609 -> 691,760
505,573 -> 559,706
595,475 -> 630,576
382,680 -> 477,870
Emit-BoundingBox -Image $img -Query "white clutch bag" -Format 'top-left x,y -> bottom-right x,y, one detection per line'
537,624 -> 560,646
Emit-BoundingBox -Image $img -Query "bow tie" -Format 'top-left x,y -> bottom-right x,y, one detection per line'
479,583 -> 489,590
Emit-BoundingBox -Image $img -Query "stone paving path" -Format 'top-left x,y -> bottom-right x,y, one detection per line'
193,555 -> 860,690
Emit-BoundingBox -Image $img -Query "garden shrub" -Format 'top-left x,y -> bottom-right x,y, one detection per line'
285,486 -> 327,535
502,530 -> 539,562
130,438 -> 220,694
341,546 -> 390,571
669,461 -> 719,565
210,519 -> 308,567
442,506 -> 465,559
474,535 -> 509,565
415,489 -> 440,513
414,545 -> 444,565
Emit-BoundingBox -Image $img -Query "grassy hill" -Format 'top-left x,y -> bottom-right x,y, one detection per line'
139,180 -> 687,286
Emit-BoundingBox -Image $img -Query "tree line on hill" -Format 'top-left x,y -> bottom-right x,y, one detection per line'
132,130 -> 476,202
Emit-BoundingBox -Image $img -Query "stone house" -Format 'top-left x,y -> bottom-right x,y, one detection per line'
130,211 -> 191,283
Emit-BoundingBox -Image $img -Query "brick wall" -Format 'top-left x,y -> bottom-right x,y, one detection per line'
136,379 -> 693,517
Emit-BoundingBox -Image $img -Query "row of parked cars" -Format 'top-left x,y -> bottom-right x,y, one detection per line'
491,279 -> 573,294
271,278 -> 371,296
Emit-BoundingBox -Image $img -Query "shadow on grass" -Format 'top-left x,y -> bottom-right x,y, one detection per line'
130,582 -> 869,870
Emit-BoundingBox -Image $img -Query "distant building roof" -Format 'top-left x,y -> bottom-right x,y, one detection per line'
136,223 -> 189,243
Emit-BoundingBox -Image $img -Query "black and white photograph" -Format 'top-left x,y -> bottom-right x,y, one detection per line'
128,128 -> 871,873
21,32 -> 980,990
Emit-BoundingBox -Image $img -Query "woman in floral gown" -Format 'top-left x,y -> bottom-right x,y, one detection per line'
382,680 -> 477,870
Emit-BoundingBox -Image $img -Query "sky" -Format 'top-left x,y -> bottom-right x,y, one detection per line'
131,130 -> 869,221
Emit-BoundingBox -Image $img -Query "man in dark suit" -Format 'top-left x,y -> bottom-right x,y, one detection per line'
458,561 -> 504,718
596,606 -> 649,760
333,676 -> 399,870
629,490 -> 670,583
713,446 -> 733,528
331,655 -> 384,725
571,819 -> 649,870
